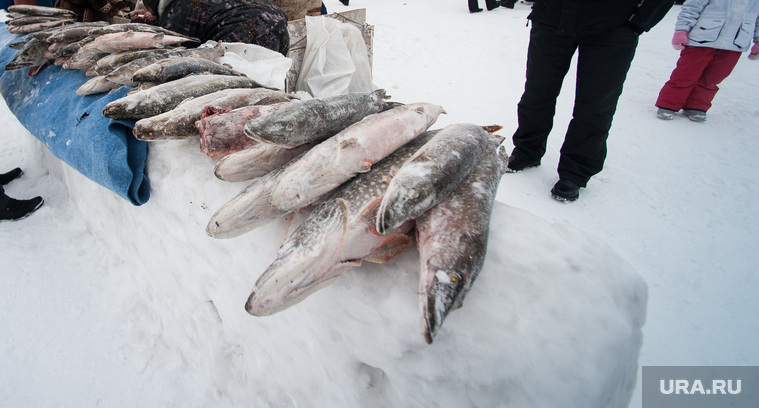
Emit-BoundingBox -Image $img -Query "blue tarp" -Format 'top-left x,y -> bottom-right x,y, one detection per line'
0,28 -> 150,205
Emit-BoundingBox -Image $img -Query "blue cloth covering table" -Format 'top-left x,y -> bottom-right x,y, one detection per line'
0,28 -> 150,205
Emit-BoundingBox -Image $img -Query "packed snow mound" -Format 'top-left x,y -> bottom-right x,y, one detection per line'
1,133 -> 646,407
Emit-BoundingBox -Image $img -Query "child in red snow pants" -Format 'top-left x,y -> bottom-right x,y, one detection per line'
656,46 -> 741,112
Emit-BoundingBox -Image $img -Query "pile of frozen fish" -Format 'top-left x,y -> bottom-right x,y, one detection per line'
204,89 -> 509,344
3,7 -> 509,343
3,4 -> 77,35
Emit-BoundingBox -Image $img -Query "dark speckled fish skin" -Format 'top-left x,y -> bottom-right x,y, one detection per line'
132,88 -> 294,140
131,57 -> 246,84
243,89 -> 401,148
244,130 -> 440,317
415,137 -> 508,344
102,74 -> 271,120
376,123 -> 491,235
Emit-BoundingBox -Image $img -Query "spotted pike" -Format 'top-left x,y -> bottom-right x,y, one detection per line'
92,48 -> 184,76
243,89 -> 401,148
416,137 -> 508,344
213,142 -> 313,182
6,19 -> 73,34
88,23 -> 200,42
104,54 -> 174,86
245,131 -> 440,316
206,166 -> 292,239
45,22 -> 109,43
82,31 -> 197,54
102,74 -> 273,120
132,88 -> 294,140
197,102 -> 289,160
132,57 -> 246,84
268,103 -> 446,212
376,123 -> 491,235
7,5 -> 77,18
6,15 -> 74,26
4,36 -> 48,71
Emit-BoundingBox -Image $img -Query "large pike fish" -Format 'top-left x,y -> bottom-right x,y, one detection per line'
245,131 -> 439,317
243,89 -> 400,148
132,57 -> 246,84
212,142 -> 313,182
81,31 -> 197,54
376,123 -> 491,235
269,102 -> 446,212
102,74 -> 272,119
197,102 -> 289,160
132,88 -> 294,140
206,166 -> 292,239
416,137 -> 508,344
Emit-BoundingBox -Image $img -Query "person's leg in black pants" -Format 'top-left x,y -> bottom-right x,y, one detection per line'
558,25 -> 638,187
511,23 -> 578,167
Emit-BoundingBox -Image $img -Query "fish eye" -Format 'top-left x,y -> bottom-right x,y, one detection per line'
448,273 -> 460,285
285,123 -> 294,131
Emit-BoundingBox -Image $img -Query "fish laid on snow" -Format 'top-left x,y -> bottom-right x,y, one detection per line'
243,89 -> 400,148
133,89 -> 295,140
213,142 -> 313,182
82,31 -> 197,54
269,102 -> 446,212
132,57 -> 246,84
197,102 -> 289,160
416,137 -> 508,344
206,166 -> 293,239
244,131 -> 439,316
102,74 -> 272,120
376,123 -> 491,235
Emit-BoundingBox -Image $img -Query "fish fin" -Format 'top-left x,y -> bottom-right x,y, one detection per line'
481,124 -> 503,134
358,197 -> 383,236
363,233 -> 413,263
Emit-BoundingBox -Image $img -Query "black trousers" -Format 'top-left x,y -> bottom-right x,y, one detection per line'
512,22 -> 639,187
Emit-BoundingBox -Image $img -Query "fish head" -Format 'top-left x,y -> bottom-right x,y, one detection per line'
421,253 -> 477,344
245,199 -> 351,316
377,161 -> 438,234
243,103 -> 310,147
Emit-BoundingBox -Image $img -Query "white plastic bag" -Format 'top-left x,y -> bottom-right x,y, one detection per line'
205,41 -> 293,90
296,15 -> 376,97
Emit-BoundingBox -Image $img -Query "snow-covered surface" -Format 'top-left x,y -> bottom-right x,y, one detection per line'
1,1 -> 758,407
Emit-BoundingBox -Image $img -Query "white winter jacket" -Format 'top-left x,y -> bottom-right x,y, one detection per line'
676,0 -> 759,51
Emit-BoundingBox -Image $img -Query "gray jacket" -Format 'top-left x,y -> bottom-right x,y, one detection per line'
676,0 -> 759,51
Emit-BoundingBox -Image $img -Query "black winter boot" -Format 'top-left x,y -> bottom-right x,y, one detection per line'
0,167 -> 22,185
485,0 -> 499,10
550,179 -> 580,202
0,195 -> 44,221
468,0 -> 483,12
